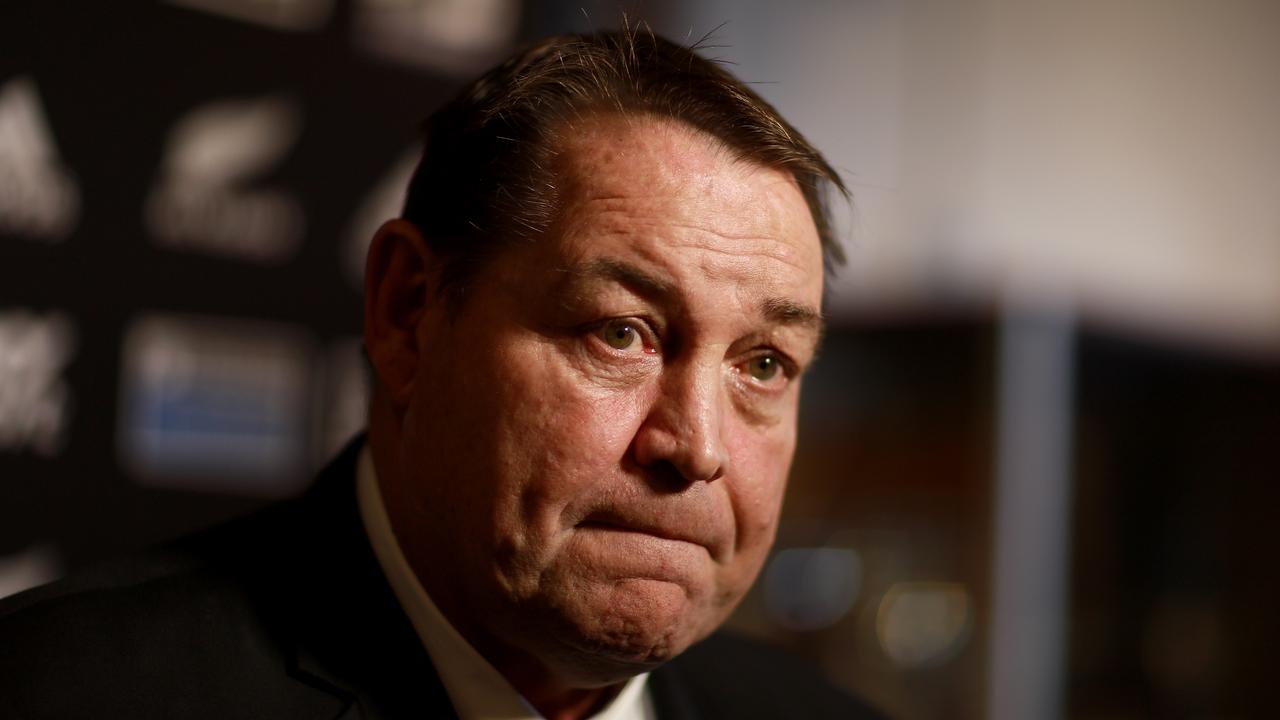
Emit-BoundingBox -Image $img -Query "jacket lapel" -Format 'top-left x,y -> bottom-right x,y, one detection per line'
648,663 -> 702,720
273,437 -> 459,719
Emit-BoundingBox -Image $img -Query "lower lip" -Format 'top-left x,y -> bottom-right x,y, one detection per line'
578,521 -> 688,543
569,526 -> 708,583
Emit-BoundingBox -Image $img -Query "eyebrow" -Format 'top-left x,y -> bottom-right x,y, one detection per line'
569,258 -> 675,298
565,258 -> 825,338
762,296 -> 825,336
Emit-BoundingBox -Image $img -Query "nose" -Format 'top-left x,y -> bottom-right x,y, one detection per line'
631,356 -> 728,485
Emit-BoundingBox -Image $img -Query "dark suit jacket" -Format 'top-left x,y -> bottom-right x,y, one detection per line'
0,440 -> 882,719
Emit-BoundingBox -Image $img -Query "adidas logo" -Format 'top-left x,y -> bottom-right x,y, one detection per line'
0,77 -> 81,242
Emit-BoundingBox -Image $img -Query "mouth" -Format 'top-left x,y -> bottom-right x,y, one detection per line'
577,513 -> 704,548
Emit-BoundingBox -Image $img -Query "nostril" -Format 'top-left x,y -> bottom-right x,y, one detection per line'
644,459 -> 693,493
688,458 -> 725,484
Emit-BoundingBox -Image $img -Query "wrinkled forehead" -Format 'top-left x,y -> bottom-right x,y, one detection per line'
548,113 -> 823,280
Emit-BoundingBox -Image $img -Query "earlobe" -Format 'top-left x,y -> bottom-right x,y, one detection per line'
363,218 -> 437,409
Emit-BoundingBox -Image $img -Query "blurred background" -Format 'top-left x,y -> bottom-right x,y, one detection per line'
2,1 -> 1277,717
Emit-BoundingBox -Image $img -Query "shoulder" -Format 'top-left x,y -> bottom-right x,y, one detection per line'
0,440 -> 373,718
0,436 -> 361,629
0,505 -> 338,719
0,493 -> 298,622
651,632 -> 887,719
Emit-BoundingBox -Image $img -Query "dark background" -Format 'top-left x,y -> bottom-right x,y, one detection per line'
2,2 -> 1276,718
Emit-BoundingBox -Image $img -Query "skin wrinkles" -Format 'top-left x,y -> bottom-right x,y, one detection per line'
564,257 -> 823,334
577,200 -> 797,247
542,115 -> 814,636
365,112 -> 824,716
565,205 -> 812,275
547,271 -> 817,430
554,116 -> 810,271
552,258 -> 823,371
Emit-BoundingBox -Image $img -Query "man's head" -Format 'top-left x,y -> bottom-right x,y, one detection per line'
363,26 -> 842,706
396,28 -> 845,308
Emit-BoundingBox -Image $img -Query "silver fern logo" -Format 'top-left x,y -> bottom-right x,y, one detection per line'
144,94 -> 305,264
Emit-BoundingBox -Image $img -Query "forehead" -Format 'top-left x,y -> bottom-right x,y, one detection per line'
545,114 -> 823,299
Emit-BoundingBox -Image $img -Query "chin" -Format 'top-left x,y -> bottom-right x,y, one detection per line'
531,577 -> 724,684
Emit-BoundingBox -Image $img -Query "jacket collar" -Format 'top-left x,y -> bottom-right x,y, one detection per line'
270,436 -> 458,719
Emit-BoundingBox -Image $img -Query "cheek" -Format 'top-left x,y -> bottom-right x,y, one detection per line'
693,423 -> 793,634
725,421 -> 795,553
487,339 -> 649,526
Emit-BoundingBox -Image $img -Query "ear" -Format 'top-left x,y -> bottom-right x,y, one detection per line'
364,219 -> 439,409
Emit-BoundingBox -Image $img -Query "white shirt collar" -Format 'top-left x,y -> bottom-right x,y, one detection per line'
355,443 -> 654,720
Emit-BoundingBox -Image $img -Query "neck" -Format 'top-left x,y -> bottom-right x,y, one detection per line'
528,688 -> 620,720
438,607 -> 630,720
514,676 -> 621,720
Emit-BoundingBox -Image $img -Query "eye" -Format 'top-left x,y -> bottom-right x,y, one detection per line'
598,319 -> 642,351
746,355 -> 781,381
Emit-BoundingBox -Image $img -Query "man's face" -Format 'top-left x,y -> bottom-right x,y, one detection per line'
393,114 -> 825,681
